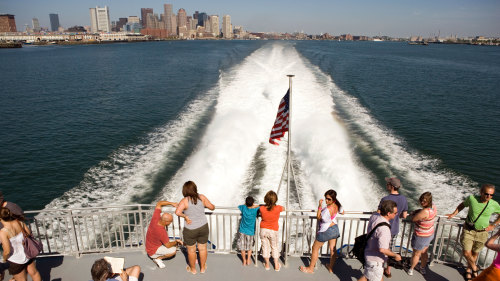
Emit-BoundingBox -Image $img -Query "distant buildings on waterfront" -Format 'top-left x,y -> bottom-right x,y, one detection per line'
1,6 -> 500,45
49,13 -> 60,32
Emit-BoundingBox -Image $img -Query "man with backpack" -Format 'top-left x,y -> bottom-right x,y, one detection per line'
378,177 -> 408,278
358,200 -> 402,281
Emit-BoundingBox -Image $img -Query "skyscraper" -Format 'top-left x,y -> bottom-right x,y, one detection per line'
89,6 -> 111,33
222,15 -> 232,39
32,18 -> 40,32
177,9 -> 187,31
164,4 -> 174,35
49,13 -> 60,32
141,8 -> 153,28
209,15 -> 219,36
0,14 -> 16,32
198,12 -> 208,27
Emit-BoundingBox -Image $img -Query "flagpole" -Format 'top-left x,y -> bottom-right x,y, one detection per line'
285,74 -> 294,267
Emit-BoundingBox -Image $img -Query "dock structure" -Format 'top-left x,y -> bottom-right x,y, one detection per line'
12,204 -> 499,280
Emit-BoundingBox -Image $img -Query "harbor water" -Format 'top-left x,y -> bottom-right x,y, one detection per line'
0,41 -> 499,213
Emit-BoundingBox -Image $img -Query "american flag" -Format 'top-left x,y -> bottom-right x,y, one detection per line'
269,89 -> 289,145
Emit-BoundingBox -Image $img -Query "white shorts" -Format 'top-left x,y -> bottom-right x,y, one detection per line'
149,245 -> 176,258
363,260 -> 384,281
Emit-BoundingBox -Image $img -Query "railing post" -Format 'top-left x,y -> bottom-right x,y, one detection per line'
138,205 -> 146,250
69,210 -> 81,257
429,216 -> 441,266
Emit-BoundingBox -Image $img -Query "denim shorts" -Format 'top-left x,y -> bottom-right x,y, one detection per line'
411,233 -> 435,251
316,224 -> 340,242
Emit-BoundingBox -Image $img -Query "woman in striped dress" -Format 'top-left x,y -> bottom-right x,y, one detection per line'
408,192 -> 437,276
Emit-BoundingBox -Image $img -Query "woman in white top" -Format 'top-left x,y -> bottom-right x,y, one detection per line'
0,207 -> 41,281
300,189 -> 344,274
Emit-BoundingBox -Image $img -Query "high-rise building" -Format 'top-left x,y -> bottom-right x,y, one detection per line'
49,13 -> 60,32
164,4 -> 174,35
209,15 -> 219,36
141,8 -> 153,28
177,9 -> 187,31
147,13 -> 160,29
222,15 -> 232,39
89,6 -> 111,33
198,12 -> 208,27
128,16 -> 140,24
114,18 -> 128,32
32,18 -> 41,32
0,14 -> 16,32
187,16 -> 196,30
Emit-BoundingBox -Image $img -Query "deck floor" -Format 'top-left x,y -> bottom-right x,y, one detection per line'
6,250 -> 466,281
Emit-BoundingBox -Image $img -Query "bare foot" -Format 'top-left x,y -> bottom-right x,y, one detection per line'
200,265 -> 207,274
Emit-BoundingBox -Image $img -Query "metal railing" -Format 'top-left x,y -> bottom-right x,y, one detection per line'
24,205 -> 499,269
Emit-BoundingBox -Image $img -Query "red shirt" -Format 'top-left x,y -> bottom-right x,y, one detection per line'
145,209 -> 169,256
259,205 -> 283,231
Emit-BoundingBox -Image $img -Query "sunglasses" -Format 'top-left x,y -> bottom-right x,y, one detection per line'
325,197 -> 333,201
483,193 -> 494,197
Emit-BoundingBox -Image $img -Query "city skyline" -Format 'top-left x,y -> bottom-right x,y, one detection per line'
1,0 -> 499,37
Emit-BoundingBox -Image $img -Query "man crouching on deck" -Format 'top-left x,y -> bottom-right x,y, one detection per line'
146,200 -> 183,269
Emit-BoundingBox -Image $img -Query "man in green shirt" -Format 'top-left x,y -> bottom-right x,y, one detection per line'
447,184 -> 500,280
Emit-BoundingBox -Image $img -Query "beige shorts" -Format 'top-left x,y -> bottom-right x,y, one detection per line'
363,260 -> 384,281
149,245 -> 177,258
461,228 -> 489,253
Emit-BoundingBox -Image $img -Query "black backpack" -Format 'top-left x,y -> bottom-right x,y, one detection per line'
350,222 -> 390,266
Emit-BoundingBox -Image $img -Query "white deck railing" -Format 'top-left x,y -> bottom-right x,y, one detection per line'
24,205 -> 499,268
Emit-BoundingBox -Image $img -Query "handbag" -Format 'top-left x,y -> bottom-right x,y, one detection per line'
18,221 -> 43,259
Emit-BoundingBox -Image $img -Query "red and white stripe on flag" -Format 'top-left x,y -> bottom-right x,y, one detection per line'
269,89 -> 290,145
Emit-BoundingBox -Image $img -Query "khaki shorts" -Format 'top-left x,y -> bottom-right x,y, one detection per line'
461,228 -> 489,253
149,245 -> 177,258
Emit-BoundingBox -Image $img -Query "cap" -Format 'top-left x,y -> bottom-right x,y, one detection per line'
385,177 -> 401,189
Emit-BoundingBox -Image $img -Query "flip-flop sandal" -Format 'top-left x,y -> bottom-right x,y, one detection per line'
299,266 -> 314,274
186,266 -> 196,275
200,265 -> 207,274
463,271 -> 472,281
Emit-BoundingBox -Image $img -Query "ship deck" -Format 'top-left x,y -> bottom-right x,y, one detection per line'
10,249 -> 465,281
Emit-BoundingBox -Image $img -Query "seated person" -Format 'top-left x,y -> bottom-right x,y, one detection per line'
90,258 -> 140,281
146,200 -> 182,268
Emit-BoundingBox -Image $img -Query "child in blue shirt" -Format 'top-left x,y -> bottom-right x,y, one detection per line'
238,196 -> 259,266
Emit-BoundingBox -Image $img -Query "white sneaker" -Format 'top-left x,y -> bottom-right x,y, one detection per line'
420,267 -> 426,275
153,258 -> 166,269
407,268 -> 414,276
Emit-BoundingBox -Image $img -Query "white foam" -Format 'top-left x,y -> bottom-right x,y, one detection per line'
326,78 -> 476,211
159,43 -> 373,212
45,87 -> 218,210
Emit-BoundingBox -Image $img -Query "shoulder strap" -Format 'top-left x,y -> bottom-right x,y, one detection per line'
16,220 -> 29,238
366,222 -> 390,240
468,200 -> 489,224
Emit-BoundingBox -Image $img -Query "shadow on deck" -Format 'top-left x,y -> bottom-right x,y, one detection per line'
4,250 -> 465,281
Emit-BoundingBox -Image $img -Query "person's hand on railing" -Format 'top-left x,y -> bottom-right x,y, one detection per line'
445,212 -> 456,219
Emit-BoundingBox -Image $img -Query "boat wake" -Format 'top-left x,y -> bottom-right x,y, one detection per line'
46,42 -> 472,213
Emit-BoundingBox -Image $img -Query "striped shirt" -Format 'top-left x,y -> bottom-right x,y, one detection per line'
414,205 -> 437,237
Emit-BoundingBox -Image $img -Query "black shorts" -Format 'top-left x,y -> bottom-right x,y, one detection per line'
183,223 -> 209,246
8,259 -> 34,275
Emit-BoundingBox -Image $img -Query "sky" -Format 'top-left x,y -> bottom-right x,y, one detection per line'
1,0 -> 499,37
